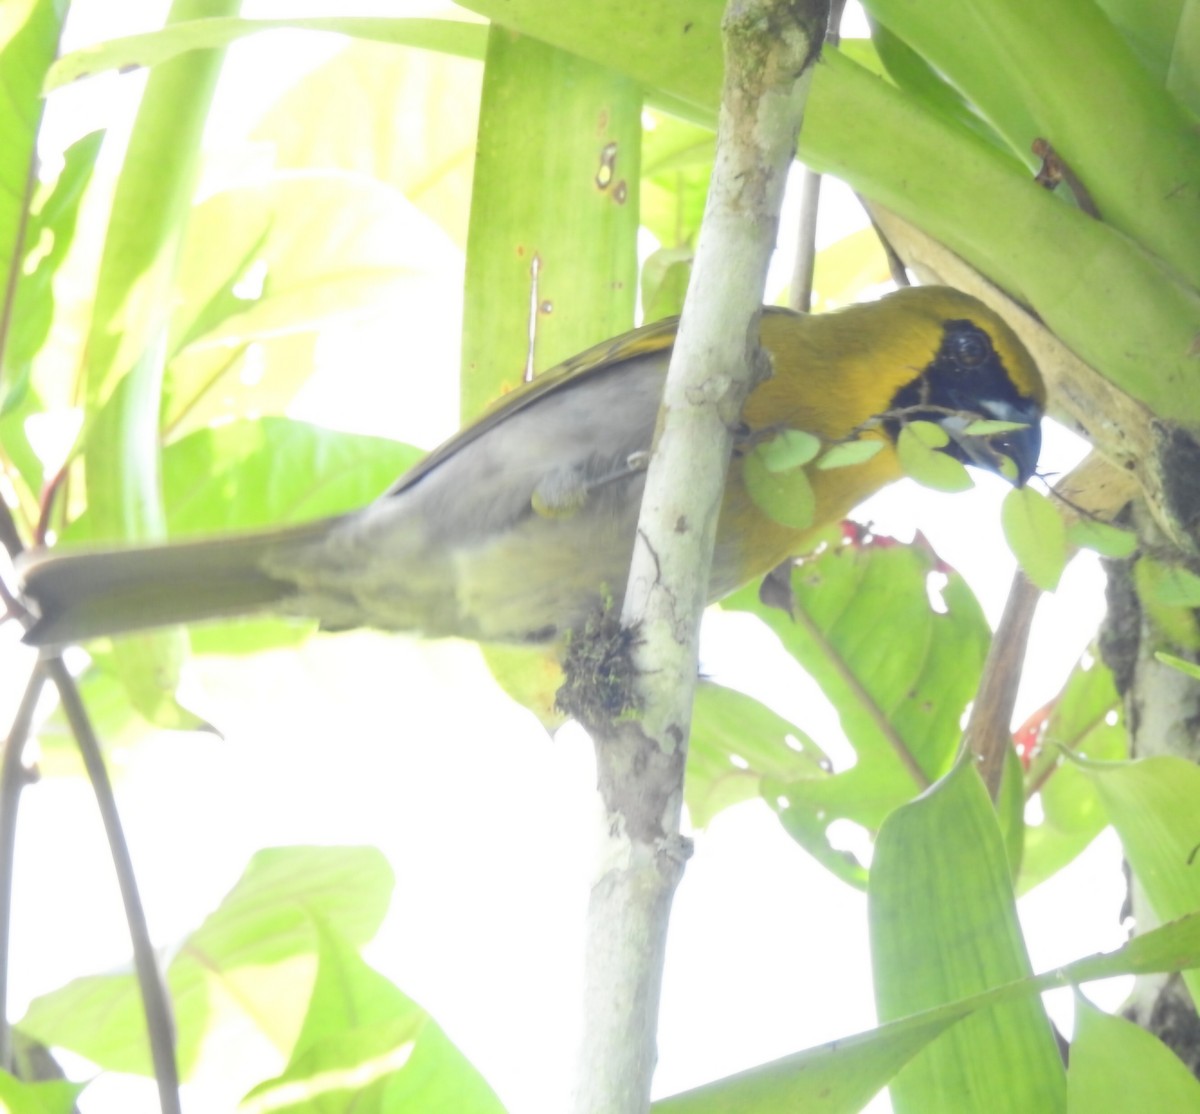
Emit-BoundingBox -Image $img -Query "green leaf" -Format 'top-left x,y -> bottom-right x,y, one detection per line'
47,16 -> 488,90
1,0 -> 65,351
19,846 -> 394,1079
657,911 -> 1200,1113
897,423 -> 974,492
816,438 -> 884,470
1002,486 -> 1068,592
3,130 -> 103,413
640,110 -> 715,251
461,30 -> 640,420
1019,654 -> 1126,893
242,919 -> 505,1114
759,429 -> 822,472
252,36 -> 482,248
1067,992 -> 1200,1112
961,419 -> 1029,436
1079,756 -> 1200,1007
870,760 -> 1065,1114
1139,560 -> 1200,608
0,1071 -> 85,1114
686,682 -> 829,828
1155,652 -> 1200,681
810,226 -> 892,310
724,538 -> 990,885
743,443 -> 817,529
1065,518 -> 1138,559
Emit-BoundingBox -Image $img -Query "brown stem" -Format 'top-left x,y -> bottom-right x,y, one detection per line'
962,570 -> 1042,800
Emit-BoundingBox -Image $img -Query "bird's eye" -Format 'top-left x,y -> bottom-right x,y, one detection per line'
948,328 -> 992,368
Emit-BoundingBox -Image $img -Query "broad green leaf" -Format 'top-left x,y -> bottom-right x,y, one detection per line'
0,0 -> 66,403
686,682 -> 829,828
242,920 -> 505,1114
743,444 -> 817,529
452,3 -> 1200,426
461,30 -> 640,420
1065,518 -> 1138,559
896,423 -> 973,492
0,1071 -> 85,1114
1081,756 -> 1200,1006
724,538 -> 990,885
871,760 -> 1065,1113
1067,992 -> 1200,1112
251,36 -> 483,247
656,912 -> 1200,1114
861,0 -> 1200,290
19,846 -> 394,1079
1002,486 -> 1067,592
1019,654 -> 1126,893
816,439 -> 884,470
1155,652 -> 1200,681
47,16 -> 488,91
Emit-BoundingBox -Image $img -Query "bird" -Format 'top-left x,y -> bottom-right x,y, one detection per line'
17,285 -> 1044,650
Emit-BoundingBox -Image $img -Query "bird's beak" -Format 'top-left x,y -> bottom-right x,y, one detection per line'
938,397 -> 1043,487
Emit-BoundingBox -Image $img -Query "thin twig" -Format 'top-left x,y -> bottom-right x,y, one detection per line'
44,659 -> 180,1114
961,569 -> 1042,800
786,0 -> 846,314
0,665 -> 45,1073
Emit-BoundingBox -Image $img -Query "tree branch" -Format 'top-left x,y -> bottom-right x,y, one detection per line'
567,2 -> 829,1111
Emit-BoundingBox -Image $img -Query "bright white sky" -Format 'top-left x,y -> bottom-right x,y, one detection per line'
0,3 -> 1131,1112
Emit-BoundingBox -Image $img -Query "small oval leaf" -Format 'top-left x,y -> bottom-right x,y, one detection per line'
756,428 -> 821,473
1002,486 -> 1068,592
744,447 -> 816,529
1066,518 -> 1138,559
897,425 -> 973,492
962,419 -> 1030,436
816,438 -> 884,470
906,419 -> 950,448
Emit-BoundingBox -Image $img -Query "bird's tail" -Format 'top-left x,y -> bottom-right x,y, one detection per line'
17,518 -> 339,648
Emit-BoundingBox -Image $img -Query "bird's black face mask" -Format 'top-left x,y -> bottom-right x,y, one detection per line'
886,318 -> 1043,486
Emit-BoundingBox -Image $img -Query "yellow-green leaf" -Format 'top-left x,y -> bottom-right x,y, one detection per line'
757,428 -> 821,473
1002,486 -> 1067,592
744,445 -> 816,529
817,438 -> 884,469
897,424 -> 973,492
1066,518 -> 1138,559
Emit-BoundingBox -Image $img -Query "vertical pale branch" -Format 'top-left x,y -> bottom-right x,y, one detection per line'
568,2 -> 829,1111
